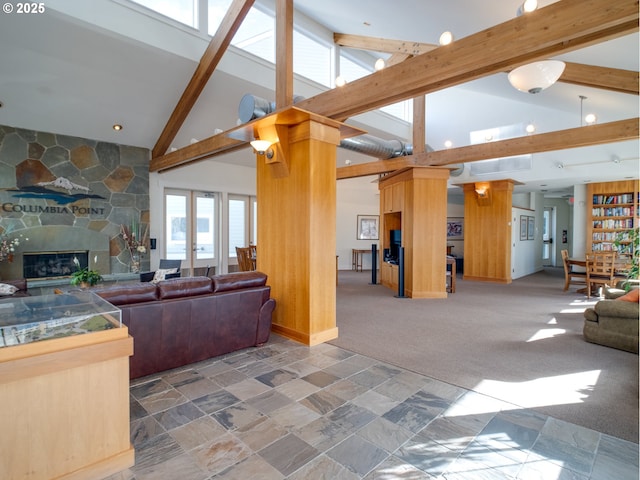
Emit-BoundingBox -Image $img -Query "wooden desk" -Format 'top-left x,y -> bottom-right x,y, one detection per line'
352,249 -> 370,272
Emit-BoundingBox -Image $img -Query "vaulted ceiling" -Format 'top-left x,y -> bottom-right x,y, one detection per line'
0,0 -> 637,197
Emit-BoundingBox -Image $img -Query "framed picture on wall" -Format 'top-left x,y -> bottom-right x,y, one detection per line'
446,218 -> 463,240
520,215 -> 527,241
357,215 -> 379,240
527,216 -> 535,240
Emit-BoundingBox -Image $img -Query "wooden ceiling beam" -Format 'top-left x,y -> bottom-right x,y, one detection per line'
337,33 -> 640,95
298,0 -> 638,120
336,118 -> 639,179
333,33 -> 438,56
150,0 -> 638,171
560,62 -> 639,95
151,0 -> 255,159
275,0 -> 294,108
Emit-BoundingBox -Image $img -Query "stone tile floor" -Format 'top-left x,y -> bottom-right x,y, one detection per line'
105,334 -> 639,480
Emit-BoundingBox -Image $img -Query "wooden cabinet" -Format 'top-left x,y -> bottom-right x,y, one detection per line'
381,261 -> 398,290
587,180 -> 639,263
379,167 -> 449,298
383,182 -> 404,213
0,292 -> 134,480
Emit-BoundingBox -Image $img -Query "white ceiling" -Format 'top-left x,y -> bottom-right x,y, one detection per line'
0,0 -> 637,197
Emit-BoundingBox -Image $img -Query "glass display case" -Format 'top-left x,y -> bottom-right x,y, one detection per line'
0,291 -> 121,348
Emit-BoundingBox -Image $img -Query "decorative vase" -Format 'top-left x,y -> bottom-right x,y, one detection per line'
130,253 -> 140,273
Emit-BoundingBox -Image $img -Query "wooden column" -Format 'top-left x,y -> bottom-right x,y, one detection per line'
252,108 -> 364,345
462,179 -> 517,283
379,167 -> 450,298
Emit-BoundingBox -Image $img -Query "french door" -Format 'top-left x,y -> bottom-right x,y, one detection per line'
165,189 -> 218,275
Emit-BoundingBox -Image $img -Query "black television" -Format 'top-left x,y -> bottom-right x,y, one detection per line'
388,229 -> 401,263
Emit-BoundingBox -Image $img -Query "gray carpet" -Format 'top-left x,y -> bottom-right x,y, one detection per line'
332,267 -> 639,443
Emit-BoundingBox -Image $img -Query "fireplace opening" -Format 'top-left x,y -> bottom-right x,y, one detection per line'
23,251 -> 89,280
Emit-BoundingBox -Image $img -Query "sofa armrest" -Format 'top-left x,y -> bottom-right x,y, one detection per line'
594,299 -> 639,319
256,298 -> 275,344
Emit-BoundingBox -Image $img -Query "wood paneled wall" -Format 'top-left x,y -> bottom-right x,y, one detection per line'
462,180 -> 516,283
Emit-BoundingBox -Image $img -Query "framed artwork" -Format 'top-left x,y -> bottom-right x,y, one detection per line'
527,216 -> 535,240
446,218 -> 464,240
520,215 -> 528,241
357,215 -> 379,240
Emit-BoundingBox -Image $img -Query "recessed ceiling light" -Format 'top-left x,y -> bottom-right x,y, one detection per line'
112,124 -> 123,131
439,31 -> 454,46
444,140 -> 453,148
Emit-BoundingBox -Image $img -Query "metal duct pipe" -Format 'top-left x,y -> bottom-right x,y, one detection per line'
340,134 -> 410,159
238,93 -> 305,123
238,94 -> 432,159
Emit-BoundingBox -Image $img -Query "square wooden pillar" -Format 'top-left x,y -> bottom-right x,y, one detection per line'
379,167 -> 450,298
462,179 -> 518,283
252,108 -> 364,345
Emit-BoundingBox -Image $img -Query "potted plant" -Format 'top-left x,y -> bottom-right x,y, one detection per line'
70,267 -> 103,288
614,227 -> 639,289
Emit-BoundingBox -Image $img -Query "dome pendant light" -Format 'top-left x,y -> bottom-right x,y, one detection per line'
508,60 -> 565,94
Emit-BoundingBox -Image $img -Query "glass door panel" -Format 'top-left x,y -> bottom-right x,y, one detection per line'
165,190 -> 218,275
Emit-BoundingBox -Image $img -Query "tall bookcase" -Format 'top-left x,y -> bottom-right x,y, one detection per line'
587,180 -> 639,262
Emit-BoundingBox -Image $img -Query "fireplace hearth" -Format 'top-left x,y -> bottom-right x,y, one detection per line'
23,251 -> 89,280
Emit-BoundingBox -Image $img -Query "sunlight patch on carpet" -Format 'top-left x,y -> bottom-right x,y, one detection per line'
471,370 -> 602,409
527,328 -> 566,342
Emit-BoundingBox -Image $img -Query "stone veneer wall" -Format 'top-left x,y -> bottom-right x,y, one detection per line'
0,124 -> 150,279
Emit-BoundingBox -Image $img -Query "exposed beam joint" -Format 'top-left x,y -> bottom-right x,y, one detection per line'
298,0 -> 638,120
333,32 -> 438,56
151,0 -> 255,158
336,118 -> 639,179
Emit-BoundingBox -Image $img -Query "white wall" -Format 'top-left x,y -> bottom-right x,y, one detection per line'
148,158 -> 257,272
336,176 -> 380,270
511,206 -> 540,279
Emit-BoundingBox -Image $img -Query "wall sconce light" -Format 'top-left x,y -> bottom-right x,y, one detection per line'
475,182 -> 490,197
250,139 -> 274,159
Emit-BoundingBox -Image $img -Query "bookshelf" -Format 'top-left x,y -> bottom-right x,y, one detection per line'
587,180 -> 639,261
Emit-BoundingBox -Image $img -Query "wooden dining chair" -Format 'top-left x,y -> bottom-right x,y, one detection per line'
585,251 -> 617,298
235,246 -> 255,272
560,249 -> 587,292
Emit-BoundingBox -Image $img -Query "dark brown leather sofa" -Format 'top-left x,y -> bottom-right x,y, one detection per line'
2,278 -> 30,297
94,271 -> 275,379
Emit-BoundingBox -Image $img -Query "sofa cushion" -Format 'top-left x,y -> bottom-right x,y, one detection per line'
157,276 -> 213,299
213,271 -> 267,293
616,288 -> 640,303
95,283 -> 158,305
0,283 -> 18,296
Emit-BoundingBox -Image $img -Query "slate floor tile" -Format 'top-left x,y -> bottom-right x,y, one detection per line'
106,334 -> 637,480
192,389 -> 240,414
153,401 -> 205,430
211,402 -> 264,431
326,434 -> 389,476
302,370 -> 342,388
258,433 -> 319,476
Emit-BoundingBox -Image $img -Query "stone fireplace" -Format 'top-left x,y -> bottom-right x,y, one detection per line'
1,226 -> 110,281
23,250 -> 89,280
0,124 -> 150,282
